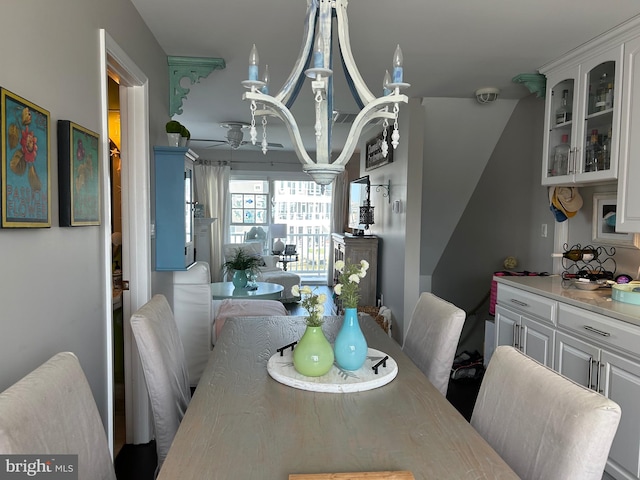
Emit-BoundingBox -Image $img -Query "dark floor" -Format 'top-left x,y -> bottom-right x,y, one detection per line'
114,286 -> 482,479
114,441 -> 156,480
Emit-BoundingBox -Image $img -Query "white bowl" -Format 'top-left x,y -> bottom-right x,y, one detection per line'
574,281 -> 601,291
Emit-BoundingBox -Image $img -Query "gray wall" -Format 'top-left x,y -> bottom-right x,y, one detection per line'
432,95 -> 551,311
0,0 -> 168,425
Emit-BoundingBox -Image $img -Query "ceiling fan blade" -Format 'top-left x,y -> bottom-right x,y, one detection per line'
191,138 -> 226,143
241,141 -> 285,149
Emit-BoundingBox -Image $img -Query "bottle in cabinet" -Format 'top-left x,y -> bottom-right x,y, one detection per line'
555,90 -> 572,125
552,134 -> 570,176
595,73 -> 609,112
585,129 -> 603,172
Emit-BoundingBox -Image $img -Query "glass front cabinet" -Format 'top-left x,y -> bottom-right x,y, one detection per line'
154,146 -> 198,271
541,45 -> 623,185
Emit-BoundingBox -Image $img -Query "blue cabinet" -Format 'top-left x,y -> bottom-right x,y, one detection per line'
154,146 -> 197,270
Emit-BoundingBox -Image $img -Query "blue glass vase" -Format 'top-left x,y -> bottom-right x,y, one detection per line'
232,269 -> 248,288
333,307 -> 368,371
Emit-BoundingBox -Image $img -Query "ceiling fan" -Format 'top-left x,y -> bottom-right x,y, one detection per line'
192,122 -> 284,150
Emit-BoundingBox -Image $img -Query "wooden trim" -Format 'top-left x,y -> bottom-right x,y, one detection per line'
289,472 -> 415,480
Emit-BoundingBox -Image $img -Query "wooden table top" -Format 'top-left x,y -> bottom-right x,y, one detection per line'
157,315 -> 517,480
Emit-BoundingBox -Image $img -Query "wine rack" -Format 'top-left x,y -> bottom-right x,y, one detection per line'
559,243 -> 616,284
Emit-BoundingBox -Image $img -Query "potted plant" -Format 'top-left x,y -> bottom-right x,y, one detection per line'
179,125 -> 191,147
222,248 -> 262,288
165,120 -> 182,147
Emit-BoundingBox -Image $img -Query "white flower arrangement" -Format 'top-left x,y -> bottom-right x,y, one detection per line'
291,285 -> 327,327
333,259 -> 369,309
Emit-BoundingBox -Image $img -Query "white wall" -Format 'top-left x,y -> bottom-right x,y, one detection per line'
0,0 -> 168,427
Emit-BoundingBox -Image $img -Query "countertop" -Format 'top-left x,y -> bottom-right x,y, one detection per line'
494,275 -> 640,327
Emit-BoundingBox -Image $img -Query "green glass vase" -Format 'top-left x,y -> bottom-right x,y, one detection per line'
293,326 -> 334,377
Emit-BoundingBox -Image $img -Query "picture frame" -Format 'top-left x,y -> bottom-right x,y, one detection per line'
592,192 -> 640,248
57,120 -> 100,226
284,244 -> 297,255
1,88 -> 51,227
365,130 -> 393,171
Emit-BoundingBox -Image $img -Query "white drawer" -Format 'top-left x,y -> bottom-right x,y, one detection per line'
497,284 -> 556,323
558,303 -> 640,356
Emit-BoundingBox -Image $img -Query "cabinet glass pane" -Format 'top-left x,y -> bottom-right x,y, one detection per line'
548,78 -> 574,178
582,61 -> 615,173
185,168 -> 193,245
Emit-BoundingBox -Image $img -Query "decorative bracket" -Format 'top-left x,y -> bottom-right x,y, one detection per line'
512,73 -> 546,99
372,181 -> 391,204
168,56 -> 226,116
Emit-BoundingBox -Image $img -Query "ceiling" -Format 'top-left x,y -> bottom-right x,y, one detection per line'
130,0 -> 640,161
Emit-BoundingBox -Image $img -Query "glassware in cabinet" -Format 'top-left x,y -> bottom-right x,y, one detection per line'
541,45 -> 622,186
543,74 -> 577,184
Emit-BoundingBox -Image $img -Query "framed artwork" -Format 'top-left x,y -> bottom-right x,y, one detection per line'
1,88 -> 51,227
58,120 -> 100,226
592,192 -> 640,248
365,130 -> 393,171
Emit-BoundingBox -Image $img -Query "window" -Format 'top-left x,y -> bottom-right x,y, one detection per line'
228,178 -> 333,282
229,180 -> 269,250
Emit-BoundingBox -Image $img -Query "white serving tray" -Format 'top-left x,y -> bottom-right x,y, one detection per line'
267,348 -> 397,393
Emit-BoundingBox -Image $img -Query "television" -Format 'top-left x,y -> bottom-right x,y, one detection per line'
347,175 -> 371,234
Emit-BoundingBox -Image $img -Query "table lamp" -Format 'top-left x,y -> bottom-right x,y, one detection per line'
271,224 -> 287,254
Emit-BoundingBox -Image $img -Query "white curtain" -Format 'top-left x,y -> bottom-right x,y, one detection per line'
195,163 -> 229,282
328,170 -> 348,284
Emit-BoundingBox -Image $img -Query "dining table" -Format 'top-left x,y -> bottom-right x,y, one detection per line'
157,314 -> 518,479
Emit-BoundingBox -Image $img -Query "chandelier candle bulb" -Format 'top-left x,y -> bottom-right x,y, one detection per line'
393,45 -> 403,83
383,70 -> 391,96
261,65 -> 270,94
248,44 -> 259,81
313,32 -> 324,69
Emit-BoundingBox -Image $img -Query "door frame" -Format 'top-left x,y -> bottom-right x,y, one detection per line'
99,30 -> 152,449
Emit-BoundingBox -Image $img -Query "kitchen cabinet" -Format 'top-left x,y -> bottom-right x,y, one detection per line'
495,277 -> 640,479
331,233 -> 378,307
154,146 -> 198,271
494,284 -> 556,367
555,302 -> 640,479
540,45 -> 622,186
617,33 -> 640,232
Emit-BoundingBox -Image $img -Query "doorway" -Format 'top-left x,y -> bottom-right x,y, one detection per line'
107,76 -> 125,454
100,30 -> 153,452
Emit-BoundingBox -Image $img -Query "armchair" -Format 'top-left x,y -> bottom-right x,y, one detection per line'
173,261 -> 288,386
222,243 -> 301,302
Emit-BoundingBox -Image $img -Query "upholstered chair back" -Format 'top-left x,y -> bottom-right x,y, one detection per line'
471,345 -> 621,480
173,262 -> 213,387
402,292 -> 466,396
0,352 -> 116,480
130,294 -> 192,473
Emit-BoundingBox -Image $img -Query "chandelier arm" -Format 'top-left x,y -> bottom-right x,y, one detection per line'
335,0 -> 376,105
333,94 -> 408,167
275,0 -> 317,106
244,91 -> 315,167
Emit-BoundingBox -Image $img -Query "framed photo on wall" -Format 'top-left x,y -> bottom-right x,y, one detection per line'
592,192 -> 640,248
1,88 -> 51,227
365,130 -> 393,171
58,120 -> 100,226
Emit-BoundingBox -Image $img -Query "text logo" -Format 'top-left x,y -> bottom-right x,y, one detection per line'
0,455 -> 77,479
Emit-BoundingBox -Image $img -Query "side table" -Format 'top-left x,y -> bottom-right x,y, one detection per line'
278,254 -> 298,271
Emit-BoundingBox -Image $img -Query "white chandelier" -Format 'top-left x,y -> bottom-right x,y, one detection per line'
241,0 -> 409,186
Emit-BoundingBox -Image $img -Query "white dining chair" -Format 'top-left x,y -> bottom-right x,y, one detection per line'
130,294 -> 192,474
0,352 -> 116,480
402,292 -> 466,396
471,345 -> 621,480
